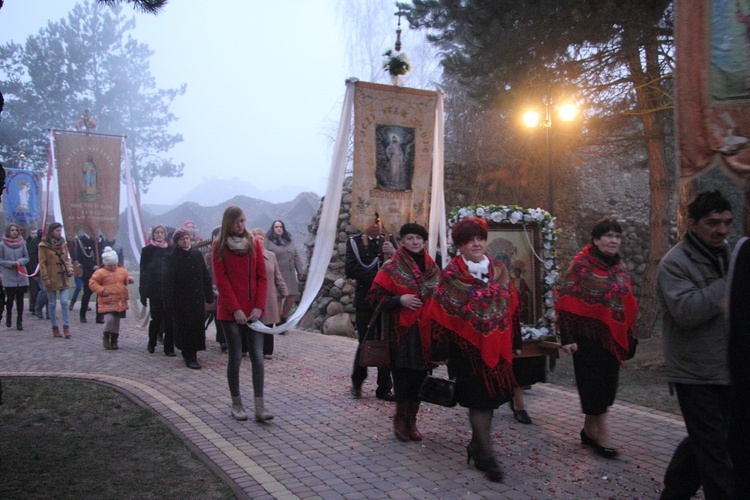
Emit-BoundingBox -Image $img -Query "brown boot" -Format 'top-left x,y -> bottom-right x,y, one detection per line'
407,401 -> 423,441
102,331 -> 111,350
110,333 -> 119,350
393,402 -> 410,442
68,299 -> 76,311
52,326 -> 62,338
63,325 -> 71,338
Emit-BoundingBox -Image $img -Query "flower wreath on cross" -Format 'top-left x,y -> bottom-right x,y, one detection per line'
447,204 -> 560,340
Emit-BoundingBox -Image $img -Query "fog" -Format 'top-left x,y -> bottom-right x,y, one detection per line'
0,0 -> 440,209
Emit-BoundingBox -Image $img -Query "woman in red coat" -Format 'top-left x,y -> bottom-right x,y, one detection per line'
212,206 -> 270,422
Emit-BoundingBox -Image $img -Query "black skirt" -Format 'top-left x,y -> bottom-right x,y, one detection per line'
447,341 -> 513,410
513,356 -> 547,388
572,334 -> 619,416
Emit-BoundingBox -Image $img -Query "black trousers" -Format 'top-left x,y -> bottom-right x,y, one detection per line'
4,287 -> 26,324
392,367 -> 427,403
660,383 -> 734,500
80,271 -> 94,319
351,307 -> 392,395
147,298 -> 165,350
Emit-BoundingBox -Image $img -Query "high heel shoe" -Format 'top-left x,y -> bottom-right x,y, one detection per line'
509,398 -> 532,424
466,442 -> 504,482
580,429 -> 618,459
466,442 -> 476,464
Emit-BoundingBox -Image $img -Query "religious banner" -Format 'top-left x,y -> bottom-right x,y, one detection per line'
3,168 -> 42,229
676,0 -> 750,182
52,131 -> 122,240
351,81 -> 438,238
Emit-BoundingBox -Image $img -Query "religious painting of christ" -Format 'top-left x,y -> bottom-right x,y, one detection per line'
82,155 -> 98,195
375,125 -> 415,191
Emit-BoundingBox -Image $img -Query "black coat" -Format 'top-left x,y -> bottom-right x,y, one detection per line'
139,244 -> 170,302
163,246 -> 213,353
344,234 -> 385,311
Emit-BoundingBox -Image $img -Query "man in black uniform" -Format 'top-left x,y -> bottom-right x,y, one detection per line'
346,220 -> 396,401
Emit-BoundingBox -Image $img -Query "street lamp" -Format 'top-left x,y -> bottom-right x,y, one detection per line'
523,97 -> 577,211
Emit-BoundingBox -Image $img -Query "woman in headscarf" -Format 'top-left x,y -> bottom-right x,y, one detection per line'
555,217 -> 638,459
163,229 -> 214,369
425,217 -> 521,483
368,223 -> 441,442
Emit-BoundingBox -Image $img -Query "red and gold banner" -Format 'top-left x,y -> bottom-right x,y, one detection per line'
676,0 -> 750,182
351,81 -> 437,237
53,132 -> 121,240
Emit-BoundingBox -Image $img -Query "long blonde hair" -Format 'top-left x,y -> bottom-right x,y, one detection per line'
214,205 -> 254,261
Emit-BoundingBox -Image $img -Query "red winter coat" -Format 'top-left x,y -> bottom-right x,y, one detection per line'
212,239 -> 267,322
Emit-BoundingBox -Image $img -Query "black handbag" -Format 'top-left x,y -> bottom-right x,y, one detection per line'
358,300 -> 390,367
418,374 -> 457,407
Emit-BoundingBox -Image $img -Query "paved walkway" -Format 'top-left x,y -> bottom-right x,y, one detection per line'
1,309 -> 693,499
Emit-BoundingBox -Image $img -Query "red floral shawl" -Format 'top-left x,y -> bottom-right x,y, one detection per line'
555,244 -> 638,363
425,254 -> 519,394
368,248 -> 441,363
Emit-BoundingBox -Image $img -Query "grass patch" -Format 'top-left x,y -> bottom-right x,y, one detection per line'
0,378 -> 236,500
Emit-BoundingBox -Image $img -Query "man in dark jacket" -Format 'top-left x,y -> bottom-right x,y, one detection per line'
657,190 -> 734,500
728,236 -> 750,499
345,222 -> 395,400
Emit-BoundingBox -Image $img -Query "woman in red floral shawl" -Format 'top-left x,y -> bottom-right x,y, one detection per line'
368,223 -> 441,443
425,217 -> 521,483
556,217 -> 638,459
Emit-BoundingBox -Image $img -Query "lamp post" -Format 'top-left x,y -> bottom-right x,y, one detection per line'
523,97 -> 577,212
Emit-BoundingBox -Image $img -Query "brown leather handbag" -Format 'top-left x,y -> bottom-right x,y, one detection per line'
358,300 -> 390,367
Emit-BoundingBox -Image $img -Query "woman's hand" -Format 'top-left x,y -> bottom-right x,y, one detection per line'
248,308 -> 262,322
126,277 -> 135,284
399,294 -> 423,310
233,309 -> 248,324
562,343 -> 578,355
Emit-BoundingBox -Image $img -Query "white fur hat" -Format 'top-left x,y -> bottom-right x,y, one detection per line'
101,246 -> 118,266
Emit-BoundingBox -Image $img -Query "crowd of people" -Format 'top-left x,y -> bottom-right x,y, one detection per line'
1,189 -> 747,496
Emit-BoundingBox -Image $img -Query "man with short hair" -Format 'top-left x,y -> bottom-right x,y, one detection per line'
657,190 -> 734,500
346,220 -> 395,401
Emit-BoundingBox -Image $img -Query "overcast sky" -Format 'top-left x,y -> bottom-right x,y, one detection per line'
0,0 -> 364,205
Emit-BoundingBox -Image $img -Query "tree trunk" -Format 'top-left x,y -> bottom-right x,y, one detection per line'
624,31 -> 672,340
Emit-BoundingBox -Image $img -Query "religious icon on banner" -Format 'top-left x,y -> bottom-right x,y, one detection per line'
351,81 -> 437,234
3,168 -> 41,228
82,155 -> 98,197
376,125 -> 414,191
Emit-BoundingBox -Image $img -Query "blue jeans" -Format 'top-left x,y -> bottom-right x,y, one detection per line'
35,279 -> 48,317
71,276 -> 83,302
220,321 -> 264,398
46,288 -> 70,327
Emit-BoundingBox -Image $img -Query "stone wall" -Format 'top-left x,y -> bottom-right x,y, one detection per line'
300,177 -> 358,335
